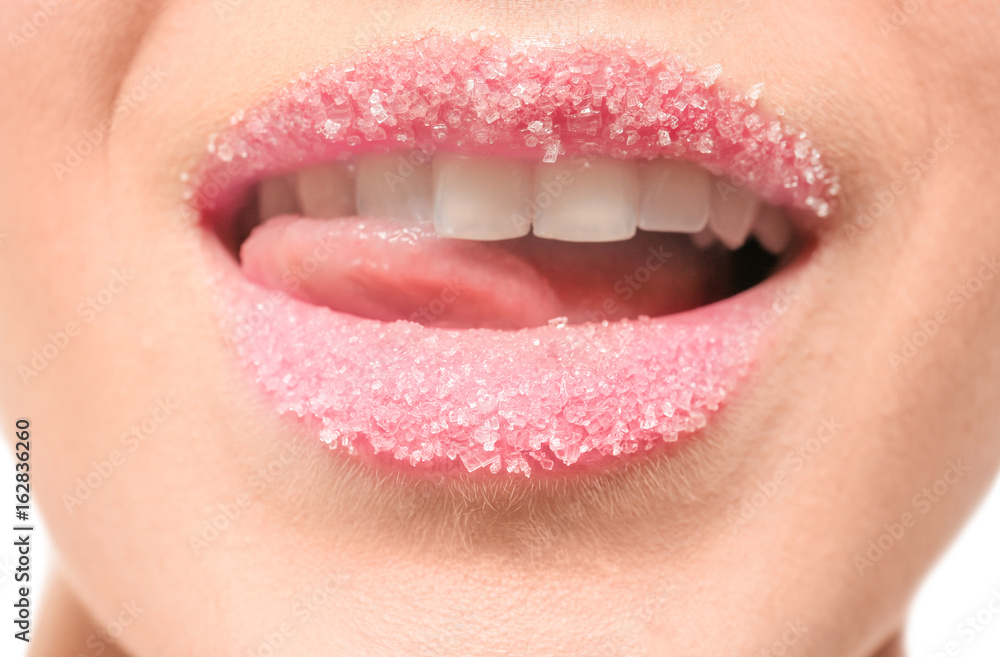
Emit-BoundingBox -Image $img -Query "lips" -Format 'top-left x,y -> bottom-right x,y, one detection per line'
192,34 -> 838,476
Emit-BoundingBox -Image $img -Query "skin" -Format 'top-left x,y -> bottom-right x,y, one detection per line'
1,0 -> 999,655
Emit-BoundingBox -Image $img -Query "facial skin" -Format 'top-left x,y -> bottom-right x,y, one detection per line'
1,1 -> 999,655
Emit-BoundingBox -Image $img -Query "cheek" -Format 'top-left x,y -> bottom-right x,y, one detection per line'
839,141 -> 1000,560
0,2 -> 156,364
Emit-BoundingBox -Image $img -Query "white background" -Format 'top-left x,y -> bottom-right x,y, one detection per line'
2,437 -> 999,656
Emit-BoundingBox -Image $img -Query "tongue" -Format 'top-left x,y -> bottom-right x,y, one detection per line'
240,216 -> 716,329
241,216 -> 563,328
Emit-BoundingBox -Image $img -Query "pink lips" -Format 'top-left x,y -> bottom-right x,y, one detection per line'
194,35 -> 836,476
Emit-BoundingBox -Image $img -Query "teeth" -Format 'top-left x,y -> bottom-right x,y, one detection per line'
258,176 -> 299,221
690,226 -> 718,250
708,180 -> 760,250
295,163 -> 356,219
533,156 -> 639,242
356,151 -> 433,221
263,151 -> 796,252
752,205 -> 794,255
432,153 -> 533,240
638,160 -> 711,234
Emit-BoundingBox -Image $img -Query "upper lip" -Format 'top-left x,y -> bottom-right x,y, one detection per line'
188,34 -> 840,237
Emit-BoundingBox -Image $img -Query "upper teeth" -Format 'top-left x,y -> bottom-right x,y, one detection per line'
708,184 -> 760,250
295,163 -> 356,219
357,152 -> 433,222
256,150 -> 795,252
432,153 -> 534,240
533,157 -> 640,243
638,159 -> 711,234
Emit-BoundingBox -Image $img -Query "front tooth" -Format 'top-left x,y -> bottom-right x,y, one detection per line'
533,156 -> 639,242
638,159 -> 711,233
708,179 -> 760,249
432,153 -> 534,240
356,151 -> 433,221
295,163 -> 355,218
258,176 -> 299,220
691,227 -> 717,250
752,205 -> 794,255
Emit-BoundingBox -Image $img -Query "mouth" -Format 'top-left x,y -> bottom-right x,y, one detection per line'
191,34 -> 839,477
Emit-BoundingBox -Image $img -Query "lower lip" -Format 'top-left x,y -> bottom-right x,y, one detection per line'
208,236 -> 796,477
